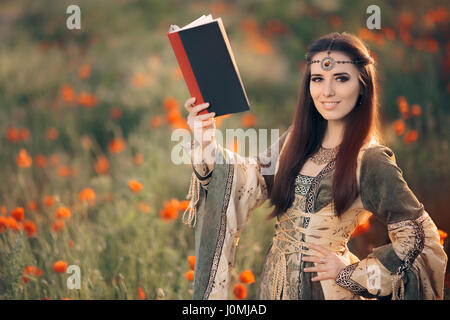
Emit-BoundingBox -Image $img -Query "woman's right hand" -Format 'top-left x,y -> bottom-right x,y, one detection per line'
184,97 -> 216,147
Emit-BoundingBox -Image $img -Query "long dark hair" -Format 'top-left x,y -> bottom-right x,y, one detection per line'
267,32 -> 381,220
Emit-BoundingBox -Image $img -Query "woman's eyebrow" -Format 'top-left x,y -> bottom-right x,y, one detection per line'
311,72 -> 350,77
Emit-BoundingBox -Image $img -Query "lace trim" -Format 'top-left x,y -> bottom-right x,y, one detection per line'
295,184 -> 311,195
304,160 -> 335,214
302,160 -> 335,228
387,213 -> 428,231
203,164 -> 234,300
295,174 -> 314,185
335,263 -> 379,299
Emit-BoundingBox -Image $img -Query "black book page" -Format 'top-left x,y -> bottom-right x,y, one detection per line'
179,21 -> 250,117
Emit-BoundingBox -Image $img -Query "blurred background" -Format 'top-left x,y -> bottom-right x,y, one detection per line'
0,0 -> 448,300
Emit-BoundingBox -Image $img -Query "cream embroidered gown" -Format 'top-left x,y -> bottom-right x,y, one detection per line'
184,127 -> 447,300
258,173 -> 325,300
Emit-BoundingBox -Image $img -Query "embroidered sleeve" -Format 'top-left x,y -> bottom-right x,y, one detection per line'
336,146 -> 447,299
188,128 -> 292,299
204,126 -> 292,229
220,127 -> 292,230
335,258 -> 394,298
233,125 -> 293,222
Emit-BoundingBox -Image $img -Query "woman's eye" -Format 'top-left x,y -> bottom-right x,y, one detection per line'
311,77 -> 322,82
336,76 -> 349,82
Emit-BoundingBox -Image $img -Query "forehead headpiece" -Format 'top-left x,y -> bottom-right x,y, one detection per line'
306,35 -> 368,71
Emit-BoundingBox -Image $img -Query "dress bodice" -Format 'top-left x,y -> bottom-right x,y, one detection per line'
273,174 -> 314,255
259,168 -> 372,300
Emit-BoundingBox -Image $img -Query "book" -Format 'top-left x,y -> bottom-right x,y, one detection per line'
168,14 -> 250,117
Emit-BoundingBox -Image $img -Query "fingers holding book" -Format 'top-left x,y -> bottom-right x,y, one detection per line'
184,97 -> 211,115
186,97 -> 215,126
195,111 -> 216,122
187,106 -> 215,129
185,97 -> 216,147
184,97 -> 197,112
192,103 -> 211,116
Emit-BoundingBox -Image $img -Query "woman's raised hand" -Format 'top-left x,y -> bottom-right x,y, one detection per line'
184,97 -> 216,147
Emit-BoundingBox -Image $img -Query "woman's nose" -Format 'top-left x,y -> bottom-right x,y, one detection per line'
322,79 -> 335,97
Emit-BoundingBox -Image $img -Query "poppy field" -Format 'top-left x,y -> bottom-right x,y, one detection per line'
0,0 -> 449,299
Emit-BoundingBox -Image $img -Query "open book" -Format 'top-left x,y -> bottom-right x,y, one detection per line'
168,15 -> 250,117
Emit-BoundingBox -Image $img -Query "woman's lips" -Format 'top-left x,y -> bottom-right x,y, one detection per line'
321,101 -> 340,110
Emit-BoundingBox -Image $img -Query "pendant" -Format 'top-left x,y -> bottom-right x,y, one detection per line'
321,56 -> 335,71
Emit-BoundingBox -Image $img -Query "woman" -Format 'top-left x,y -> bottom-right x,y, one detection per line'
181,32 -> 447,300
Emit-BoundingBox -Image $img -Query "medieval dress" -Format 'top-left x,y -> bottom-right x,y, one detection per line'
183,126 -> 447,300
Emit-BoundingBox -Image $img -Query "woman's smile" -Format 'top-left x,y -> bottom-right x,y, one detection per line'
321,100 -> 341,110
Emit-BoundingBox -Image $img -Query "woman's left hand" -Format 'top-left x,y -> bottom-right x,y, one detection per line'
302,243 -> 348,282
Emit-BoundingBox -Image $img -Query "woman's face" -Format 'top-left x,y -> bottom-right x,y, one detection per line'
309,51 -> 362,122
